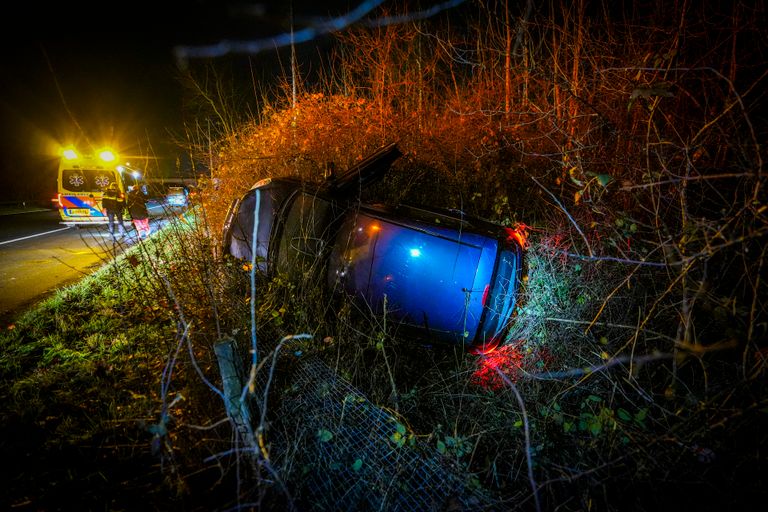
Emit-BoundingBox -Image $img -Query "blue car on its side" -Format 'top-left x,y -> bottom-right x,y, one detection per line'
221,143 -> 526,352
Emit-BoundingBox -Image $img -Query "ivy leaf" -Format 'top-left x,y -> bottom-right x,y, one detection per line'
596,174 -> 613,187
317,429 -> 333,442
351,459 -> 363,472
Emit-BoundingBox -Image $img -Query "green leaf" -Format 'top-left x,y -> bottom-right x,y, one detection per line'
587,395 -> 602,402
351,459 -> 363,472
513,420 -> 523,428
617,408 -> 632,421
437,440 -> 446,454
596,174 -> 613,187
317,429 -> 333,442
635,408 -> 648,422
589,421 -> 602,435
395,423 -> 407,435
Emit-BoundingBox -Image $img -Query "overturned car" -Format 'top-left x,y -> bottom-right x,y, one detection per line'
221,143 -> 526,352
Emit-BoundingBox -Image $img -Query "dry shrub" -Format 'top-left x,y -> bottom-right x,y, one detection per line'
168,1 -> 768,509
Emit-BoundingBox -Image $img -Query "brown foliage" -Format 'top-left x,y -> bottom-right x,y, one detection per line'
178,2 -> 767,508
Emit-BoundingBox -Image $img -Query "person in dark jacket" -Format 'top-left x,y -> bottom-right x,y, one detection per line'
127,185 -> 151,239
102,183 -> 126,236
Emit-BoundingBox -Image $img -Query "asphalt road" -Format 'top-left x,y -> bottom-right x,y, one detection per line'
0,204 -> 166,325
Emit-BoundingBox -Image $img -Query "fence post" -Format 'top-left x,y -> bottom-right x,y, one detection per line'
214,337 -> 258,461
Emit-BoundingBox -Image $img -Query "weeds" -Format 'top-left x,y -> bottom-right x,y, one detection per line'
2,0 -> 768,510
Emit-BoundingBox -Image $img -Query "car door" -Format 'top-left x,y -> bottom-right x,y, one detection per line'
323,142 -> 402,197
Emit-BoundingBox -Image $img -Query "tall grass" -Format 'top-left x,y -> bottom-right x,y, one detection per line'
2,0 -> 766,510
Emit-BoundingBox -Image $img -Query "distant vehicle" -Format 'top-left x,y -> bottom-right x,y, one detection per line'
165,186 -> 188,207
56,146 -> 122,225
221,143 -> 526,352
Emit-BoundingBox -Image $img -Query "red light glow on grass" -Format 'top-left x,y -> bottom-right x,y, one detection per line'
471,341 -> 553,391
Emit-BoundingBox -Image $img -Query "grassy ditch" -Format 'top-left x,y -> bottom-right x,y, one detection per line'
0,212 -> 240,510
1,197 -> 765,511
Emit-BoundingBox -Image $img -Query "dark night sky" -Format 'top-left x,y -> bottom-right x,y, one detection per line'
0,1 -> 360,202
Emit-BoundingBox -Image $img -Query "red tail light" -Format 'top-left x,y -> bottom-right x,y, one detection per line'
505,224 -> 529,249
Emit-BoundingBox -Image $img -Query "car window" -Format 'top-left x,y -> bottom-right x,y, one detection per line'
61,169 -> 115,192
276,192 -> 344,277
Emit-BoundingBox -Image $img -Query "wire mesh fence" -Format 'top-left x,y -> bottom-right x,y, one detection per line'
255,354 -> 502,511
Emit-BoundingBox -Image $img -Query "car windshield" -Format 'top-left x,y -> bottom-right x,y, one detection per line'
276,192 -> 344,277
478,245 -> 522,345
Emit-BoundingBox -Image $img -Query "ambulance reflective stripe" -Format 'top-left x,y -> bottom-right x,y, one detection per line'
60,195 -> 106,217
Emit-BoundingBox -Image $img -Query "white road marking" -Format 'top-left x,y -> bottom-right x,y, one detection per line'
0,226 -> 72,246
